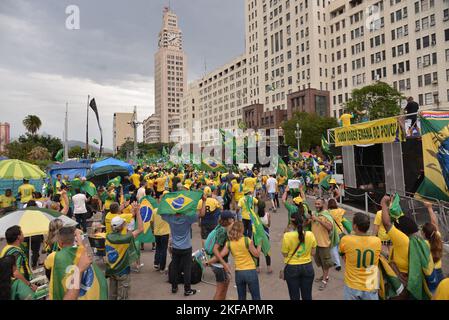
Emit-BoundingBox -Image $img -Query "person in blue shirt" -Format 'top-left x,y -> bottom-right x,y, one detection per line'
162,193 -> 207,296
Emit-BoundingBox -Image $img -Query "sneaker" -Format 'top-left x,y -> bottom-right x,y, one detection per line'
154,265 -> 160,270
172,287 -> 178,294
319,280 -> 328,291
184,289 -> 197,296
335,266 -> 341,271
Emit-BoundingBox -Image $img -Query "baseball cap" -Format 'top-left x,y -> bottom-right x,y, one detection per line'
204,186 -> 212,196
111,216 -> 125,228
220,211 -> 236,220
329,179 -> 337,184
293,196 -> 303,205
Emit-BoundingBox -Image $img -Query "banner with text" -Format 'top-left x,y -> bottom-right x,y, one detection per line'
334,117 -> 404,147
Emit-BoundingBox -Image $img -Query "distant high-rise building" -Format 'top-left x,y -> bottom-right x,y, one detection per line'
144,7 -> 187,144
0,122 -> 10,153
113,113 -> 133,155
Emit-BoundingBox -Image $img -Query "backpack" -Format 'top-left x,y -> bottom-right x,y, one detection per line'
204,225 -> 222,256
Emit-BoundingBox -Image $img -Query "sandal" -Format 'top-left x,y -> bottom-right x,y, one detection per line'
314,276 -> 324,283
319,279 -> 329,291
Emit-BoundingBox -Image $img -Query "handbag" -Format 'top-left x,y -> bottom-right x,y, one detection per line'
279,242 -> 302,280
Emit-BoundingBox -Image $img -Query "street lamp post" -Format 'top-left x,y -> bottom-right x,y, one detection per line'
295,123 -> 302,153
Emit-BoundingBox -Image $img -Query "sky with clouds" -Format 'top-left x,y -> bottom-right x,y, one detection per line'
0,0 -> 244,148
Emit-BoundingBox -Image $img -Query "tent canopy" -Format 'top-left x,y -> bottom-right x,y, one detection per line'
91,157 -> 133,175
48,160 -> 91,181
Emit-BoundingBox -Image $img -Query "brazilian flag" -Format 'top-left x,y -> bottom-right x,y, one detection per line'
158,191 -> 203,216
288,147 -> 302,162
55,149 -> 64,162
379,255 -> 405,300
389,193 -> 404,221
277,158 -> 293,179
319,175 -> 332,191
201,157 -> 226,172
321,134 -> 333,160
49,246 -> 107,300
242,195 -> 270,256
107,176 -> 121,188
137,196 -> 158,243
416,111 -> 449,202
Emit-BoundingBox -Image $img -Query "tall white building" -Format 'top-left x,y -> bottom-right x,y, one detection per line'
144,7 -> 187,144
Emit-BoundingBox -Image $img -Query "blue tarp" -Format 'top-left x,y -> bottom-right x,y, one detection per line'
91,157 -> 133,175
0,156 -> 8,161
48,160 -> 91,181
0,179 -> 43,198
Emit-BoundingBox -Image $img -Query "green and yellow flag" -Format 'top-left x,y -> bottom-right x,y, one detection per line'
137,196 -> 158,243
389,193 -> 404,221
288,147 -> 302,162
201,157 -> 226,172
107,176 -> 121,188
105,233 -> 138,277
378,255 -> 405,300
49,246 -> 107,300
416,111 -> 449,202
277,158 -> 292,179
81,180 -> 97,197
158,191 -> 203,216
243,195 -> 270,256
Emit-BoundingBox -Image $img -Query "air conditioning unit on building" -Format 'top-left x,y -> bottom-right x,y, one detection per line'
432,80 -> 438,85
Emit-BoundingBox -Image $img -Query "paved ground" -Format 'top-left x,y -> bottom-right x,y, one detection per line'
3,196 -> 448,300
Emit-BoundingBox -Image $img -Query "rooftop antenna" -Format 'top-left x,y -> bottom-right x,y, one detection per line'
204,57 -> 207,77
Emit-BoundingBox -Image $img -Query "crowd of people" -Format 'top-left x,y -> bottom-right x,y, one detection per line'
0,157 -> 448,301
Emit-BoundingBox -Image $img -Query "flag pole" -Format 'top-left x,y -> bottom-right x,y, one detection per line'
64,102 -> 69,161
86,95 -> 90,159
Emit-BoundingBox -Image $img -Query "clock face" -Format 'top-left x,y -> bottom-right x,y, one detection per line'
166,32 -> 181,47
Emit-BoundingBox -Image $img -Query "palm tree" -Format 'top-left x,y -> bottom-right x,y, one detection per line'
23,115 -> 42,135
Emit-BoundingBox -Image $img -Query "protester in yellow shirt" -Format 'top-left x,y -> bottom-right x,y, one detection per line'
380,195 -> 419,281
373,210 -> 391,256
238,188 -> 258,238
197,187 -> 222,245
433,278 -> 449,300
328,198 -> 346,271
0,189 -> 16,213
154,175 -> 167,198
129,170 -> 141,189
282,212 -> 317,300
150,209 -> 170,272
218,221 -> 262,300
17,179 -> 35,207
339,213 -> 381,300
104,202 -> 134,235
243,173 -> 257,194
339,113 -> 354,127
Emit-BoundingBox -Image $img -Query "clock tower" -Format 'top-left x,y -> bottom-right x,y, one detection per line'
144,7 -> 187,144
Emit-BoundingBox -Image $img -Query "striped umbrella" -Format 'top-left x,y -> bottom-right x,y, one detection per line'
0,208 -> 77,237
0,159 -> 46,180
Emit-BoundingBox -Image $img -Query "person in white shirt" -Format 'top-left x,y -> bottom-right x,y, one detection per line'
136,182 -> 146,202
266,174 -> 278,212
72,189 -> 88,232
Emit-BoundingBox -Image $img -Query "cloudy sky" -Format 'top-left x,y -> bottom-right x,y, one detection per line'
0,0 -> 244,148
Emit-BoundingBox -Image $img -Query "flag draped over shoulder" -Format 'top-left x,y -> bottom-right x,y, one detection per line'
416,111 -> 449,202
288,147 -> 302,161
158,191 -> 203,216
137,196 -> 158,243
243,196 -> 270,255
317,210 -> 339,248
407,236 -> 436,300
49,246 -> 107,300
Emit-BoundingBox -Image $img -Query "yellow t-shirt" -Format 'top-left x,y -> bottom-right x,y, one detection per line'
129,173 -> 141,189
339,235 -> 382,292
105,212 -> 134,235
387,225 -> 409,273
0,195 -> 15,208
277,176 -> 287,186
238,196 -> 258,220
329,208 -> 346,235
282,231 -> 317,265
168,173 -> 174,189
18,184 -> 35,203
243,177 -> 257,193
311,213 -> 331,248
313,173 -> 319,184
104,191 -> 116,211
433,278 -> 449,300
155,177 -> 167,192
318,171 -> 328,183
146,178 -> 154,189
150,210 -> 170,236
373,211 -> 390,241
340,113 -> 354,127
232,182 -> 244,202
197,198 -> 222,212
228,237 -> 256,271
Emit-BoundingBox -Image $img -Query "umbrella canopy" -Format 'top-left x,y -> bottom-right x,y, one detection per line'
0,207 -> 77,238
91,157 -> 133,175
0,159 -> 46,180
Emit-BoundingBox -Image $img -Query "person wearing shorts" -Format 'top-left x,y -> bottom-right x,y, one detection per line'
197,187 -> 222,246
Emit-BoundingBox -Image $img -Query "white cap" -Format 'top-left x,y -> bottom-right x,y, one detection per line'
111,216 -> 125,228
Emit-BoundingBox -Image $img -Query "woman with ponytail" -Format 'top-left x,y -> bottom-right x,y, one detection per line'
281,212 -> 317,300
422,202 -> 444,287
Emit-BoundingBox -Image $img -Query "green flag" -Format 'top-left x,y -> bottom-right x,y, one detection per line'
49,246 -> 107,300
389,193 -> 404,221
319,175 -> 332,191
55,149 -> 64,162
107,176 -> 121,188
277,158 -> 293,179
137,196 -> 158,243
321,134 -> 333,160
288,147 -> 302,161
202,157 -> 227,172
158,191 -> 203,216
81,180 -> 97,197
243,195 -> 271,255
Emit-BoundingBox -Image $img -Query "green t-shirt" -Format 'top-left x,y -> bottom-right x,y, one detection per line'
215,225 -> 229,262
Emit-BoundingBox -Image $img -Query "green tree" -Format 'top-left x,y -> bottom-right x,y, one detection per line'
22,115 -> 42,135
69,146 -> 84,158
344,81 -> 404,121
28,146 -> 50,161
282,112 -> 338,152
